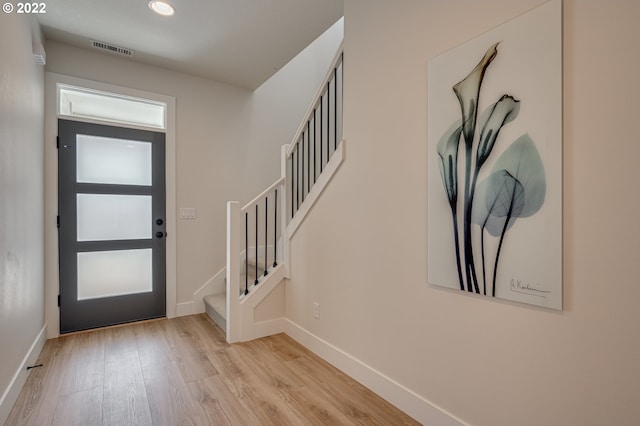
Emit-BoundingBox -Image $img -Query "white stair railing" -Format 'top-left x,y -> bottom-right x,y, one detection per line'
286,50 -> 343,222
226,47 -> 343,343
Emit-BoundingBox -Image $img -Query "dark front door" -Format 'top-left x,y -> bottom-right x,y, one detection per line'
58,119 -> 166,333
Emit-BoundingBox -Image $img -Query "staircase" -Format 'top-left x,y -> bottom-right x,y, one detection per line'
203,46 -> 344,343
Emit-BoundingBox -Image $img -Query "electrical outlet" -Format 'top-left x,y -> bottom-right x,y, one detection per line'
313,302 -> 320,319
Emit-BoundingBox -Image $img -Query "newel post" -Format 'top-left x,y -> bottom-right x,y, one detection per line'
226,201 -> 242,343
281,144 -> 290,276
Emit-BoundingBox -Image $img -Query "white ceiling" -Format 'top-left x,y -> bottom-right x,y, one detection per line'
38,0 -> 344,90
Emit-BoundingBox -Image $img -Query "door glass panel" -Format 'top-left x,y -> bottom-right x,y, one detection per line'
77,194 -> 152,241
77,249 -> 153,300
76,134 -> 152,186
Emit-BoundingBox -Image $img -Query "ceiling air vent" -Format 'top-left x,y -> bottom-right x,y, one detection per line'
90,40 -> 134,57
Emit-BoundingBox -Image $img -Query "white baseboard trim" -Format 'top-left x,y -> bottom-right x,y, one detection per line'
0,324 -> 47,425
283,319 -> 468,426
253,318 -> 287,340
175,301 -> 195,317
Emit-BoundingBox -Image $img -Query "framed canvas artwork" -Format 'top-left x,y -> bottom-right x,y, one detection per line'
427,0 -> 562,309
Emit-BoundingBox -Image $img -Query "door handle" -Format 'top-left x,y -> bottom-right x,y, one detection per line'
155,231 -> 165,238
156,218 -> 164,225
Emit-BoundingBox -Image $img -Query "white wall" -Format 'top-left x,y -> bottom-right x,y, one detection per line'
285,1 -> 640,425
44,41 -> 253,308
0,14 -> 46,424
242,18 -> 344,203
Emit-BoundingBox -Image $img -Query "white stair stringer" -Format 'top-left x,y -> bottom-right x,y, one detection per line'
203,261 -> 285,340
227,262 -> 288,343
287,139 -> 345,240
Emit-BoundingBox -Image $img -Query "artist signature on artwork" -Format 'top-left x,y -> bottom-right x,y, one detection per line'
510,279 -> 551,298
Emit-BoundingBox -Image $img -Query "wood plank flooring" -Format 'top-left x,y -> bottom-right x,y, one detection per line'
5,315 -> 420,425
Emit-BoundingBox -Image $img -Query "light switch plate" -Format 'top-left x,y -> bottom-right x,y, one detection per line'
179,207 -> 197,219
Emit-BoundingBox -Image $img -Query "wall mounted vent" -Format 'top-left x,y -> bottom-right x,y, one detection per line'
33,41 -> 46,65
90,40 -> 134,57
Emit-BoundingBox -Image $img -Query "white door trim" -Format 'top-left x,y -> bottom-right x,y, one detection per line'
44,72 -> 177,338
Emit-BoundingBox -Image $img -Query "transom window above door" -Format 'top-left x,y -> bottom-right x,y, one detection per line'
58,84 -> 166,130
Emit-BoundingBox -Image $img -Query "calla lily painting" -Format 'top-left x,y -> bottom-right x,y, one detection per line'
427,0 -> 562,309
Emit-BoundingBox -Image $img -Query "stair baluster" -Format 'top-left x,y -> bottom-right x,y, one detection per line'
244,211 -> 249,295
254,204 -> 259,285
273,189 -> 278,268
264,196 -> 268,277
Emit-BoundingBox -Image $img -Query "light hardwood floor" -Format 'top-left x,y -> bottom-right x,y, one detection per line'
5,314 -> 419,425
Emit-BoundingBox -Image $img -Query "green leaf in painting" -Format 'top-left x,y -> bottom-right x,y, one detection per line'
475,170 -> 525,237
491,133 -> 546,218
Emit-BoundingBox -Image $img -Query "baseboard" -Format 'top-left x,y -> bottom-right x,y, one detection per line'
175,301 -> 195,317
0,324 -> 47,425
253,318 -> 287,339
283,319 -> 468,426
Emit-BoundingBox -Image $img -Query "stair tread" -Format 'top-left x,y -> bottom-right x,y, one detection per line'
204,264 -> 274,323
203,293 -> 226,319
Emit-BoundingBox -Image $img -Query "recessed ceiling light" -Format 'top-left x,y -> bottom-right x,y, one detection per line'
149,1 -> 175,16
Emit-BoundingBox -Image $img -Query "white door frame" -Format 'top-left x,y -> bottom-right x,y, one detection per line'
44,72 -> 177,338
